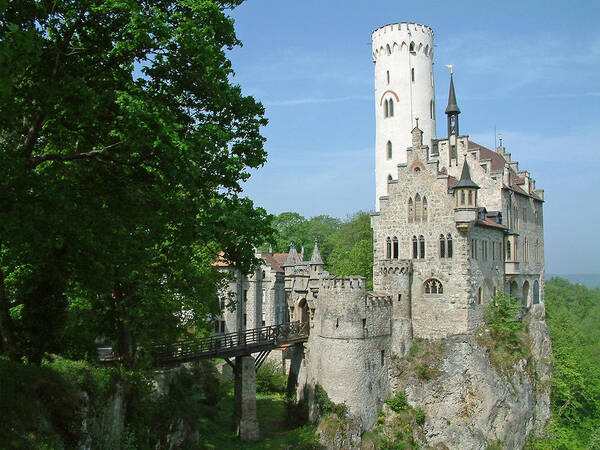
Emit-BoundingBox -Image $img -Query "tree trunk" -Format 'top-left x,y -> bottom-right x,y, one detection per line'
0,243 -> 18,361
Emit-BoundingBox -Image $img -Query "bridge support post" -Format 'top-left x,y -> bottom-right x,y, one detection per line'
233,355 -> 259,441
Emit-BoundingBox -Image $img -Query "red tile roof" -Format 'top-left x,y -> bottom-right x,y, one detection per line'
468,141 -> 506,172
477,217 -> 507,230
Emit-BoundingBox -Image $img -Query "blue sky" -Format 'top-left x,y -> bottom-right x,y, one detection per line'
226,1 -> 600,275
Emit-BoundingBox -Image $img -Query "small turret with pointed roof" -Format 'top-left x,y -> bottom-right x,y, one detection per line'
454,157 -> 479,190
284,243 -> 298,266
310,239 -> 324,265
446,72 -> 460,139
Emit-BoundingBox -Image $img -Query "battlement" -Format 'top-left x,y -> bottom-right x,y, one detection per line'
372,22 -> 434,61
375,260 -> 412,276
320,275 -> 366,291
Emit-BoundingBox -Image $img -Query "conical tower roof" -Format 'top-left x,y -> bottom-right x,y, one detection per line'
454,157 -> 479,189
445,73 -> 461,115
310,239 -> 323,265
284,243 -> 298,266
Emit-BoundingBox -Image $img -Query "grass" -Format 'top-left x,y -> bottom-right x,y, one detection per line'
200,382 -> 319,449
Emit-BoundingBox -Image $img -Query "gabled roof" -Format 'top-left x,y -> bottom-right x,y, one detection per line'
468,141 -> 506,172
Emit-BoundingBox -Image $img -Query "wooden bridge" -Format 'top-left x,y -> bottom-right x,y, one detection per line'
98,320 -> 309,367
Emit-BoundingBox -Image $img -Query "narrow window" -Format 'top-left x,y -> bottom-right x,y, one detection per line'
478,287 -> 483,305
461,190 -> 465,205
386,44 -> 391,55
468,190 -> 473,205
243,314 -> 247,327
397,294 -> 402,302
423,196 -> 428,221
384,99 -> 389,118
389,99 -> 394,116
393,236 -> 399,259
243,290 -> 248,302
408,198 -> 414,223
381,350 -> 385,366
439,234 -> 446,258
262,313 -> 266,326
387,140 -> 393,159
447,234 -> 453,258
409,42 -> 415,53
336,318 -> 339,328
386,237 -> 392,259
362,318 -> 366,329
411,68 -> 415,82
386,70 -> 390,84
506,241 -> 511,260
430,100 -> 434,119
388,174 -> 393,181
533,281 -> 540,304
415,193 -> 422,222
419,235 -> 425,259
412,236 -> 418,259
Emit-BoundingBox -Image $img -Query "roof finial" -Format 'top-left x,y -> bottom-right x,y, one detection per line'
445,63 -> 454,75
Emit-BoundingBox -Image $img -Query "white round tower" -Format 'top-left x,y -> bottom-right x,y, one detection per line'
372,23 -> 436,209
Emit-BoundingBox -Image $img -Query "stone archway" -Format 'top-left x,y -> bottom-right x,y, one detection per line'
522,281 -> 530,308
297,298 -> 309,326
510,280 -> 519,302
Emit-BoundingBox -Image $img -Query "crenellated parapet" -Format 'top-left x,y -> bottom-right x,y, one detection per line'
372,22 -> 434,61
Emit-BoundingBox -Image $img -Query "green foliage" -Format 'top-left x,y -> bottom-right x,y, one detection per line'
0,0 -> 273,364
415,408 -> 425,426
479,291 -> 531,373
532,278 -> 600,448
385,392 -> 409,413
256,360 -> 287,394
416,364 -> 433,380
315,384 -> 348,418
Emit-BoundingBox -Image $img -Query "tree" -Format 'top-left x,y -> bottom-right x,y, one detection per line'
0,0 -> 272,365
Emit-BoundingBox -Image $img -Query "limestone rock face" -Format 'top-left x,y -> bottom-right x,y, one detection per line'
389,325 -> 551,449
317,414 -> 362,450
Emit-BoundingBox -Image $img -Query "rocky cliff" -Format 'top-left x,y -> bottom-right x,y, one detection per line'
385,314 -> 553,449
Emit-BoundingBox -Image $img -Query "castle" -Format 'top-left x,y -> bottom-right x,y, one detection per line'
216,22 -> 546,431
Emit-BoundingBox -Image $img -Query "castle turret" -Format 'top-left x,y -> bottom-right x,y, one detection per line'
454,157 -> 479,231
446,72 -> 461,166
372,23 -> 436,209
309,239 -> 324,273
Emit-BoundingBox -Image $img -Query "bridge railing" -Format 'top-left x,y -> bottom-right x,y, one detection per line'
99,321 -> 309,365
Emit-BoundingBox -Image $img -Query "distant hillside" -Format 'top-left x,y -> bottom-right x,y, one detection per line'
547,274 -> 600,289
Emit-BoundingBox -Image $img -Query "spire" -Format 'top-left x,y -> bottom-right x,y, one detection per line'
445,73 -> 460,115
310,239 -> 323,265
454,157 -> 480,189
284,243 -> 298,266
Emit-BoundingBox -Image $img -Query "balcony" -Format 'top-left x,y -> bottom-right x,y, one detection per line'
505,261 -> 520,275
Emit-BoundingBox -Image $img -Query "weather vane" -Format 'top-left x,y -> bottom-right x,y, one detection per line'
445,64 -> 454,75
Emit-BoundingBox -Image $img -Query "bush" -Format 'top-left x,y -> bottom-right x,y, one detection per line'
484,291 -> 522,343
256,360 -> 287,394
416,364 -> 432,380
315,384 -> 348,418
415,408 -> 425,426
385,392 -> 408,413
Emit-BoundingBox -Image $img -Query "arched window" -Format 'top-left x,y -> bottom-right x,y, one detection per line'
419,235 -> 425,259
408,198 -> 414,223
393,236 -> 399,259
388,98 -> 394,116
386,237 -> 392,259
415,194 -> 422,222
384,99 -> 389,118
388,174 -> 393,181
424,278 -> 443,294
439,234 -> 446,258
533,281 -> 540,304
422,196 -> 428,221
506,240 -> 511,260
386,44 -> 391,55
409,42 -> 415,53
412,236 -> 418,259
447,234 -> 453,258
468,190 -> 473,205
387,141 -> 393,159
